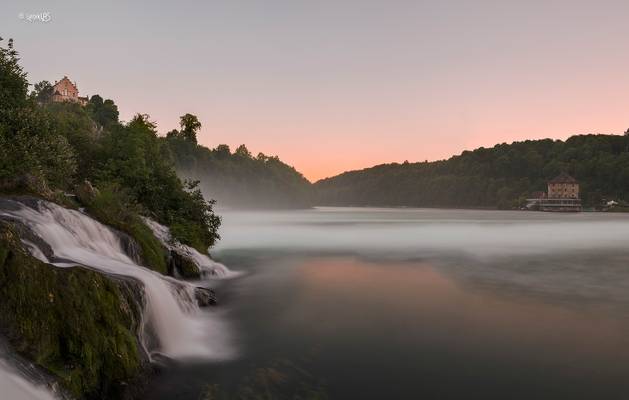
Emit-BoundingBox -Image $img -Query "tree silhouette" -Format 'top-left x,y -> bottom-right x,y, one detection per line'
179,113 -> 201,144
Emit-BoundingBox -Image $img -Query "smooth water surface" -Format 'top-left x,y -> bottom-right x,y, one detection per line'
146,208 -> 629,399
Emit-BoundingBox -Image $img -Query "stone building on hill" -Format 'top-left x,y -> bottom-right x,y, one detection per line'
52,76 -> 88,106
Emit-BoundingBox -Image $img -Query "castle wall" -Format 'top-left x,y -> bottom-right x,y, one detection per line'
53,79 -> 79,100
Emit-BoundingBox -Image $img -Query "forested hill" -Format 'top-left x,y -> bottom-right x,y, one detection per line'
166,129 -> 313,209
1,38 -> 220,255
314,134 -> 629,209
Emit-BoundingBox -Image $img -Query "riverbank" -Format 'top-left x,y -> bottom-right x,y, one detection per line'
0,196 -> 237,399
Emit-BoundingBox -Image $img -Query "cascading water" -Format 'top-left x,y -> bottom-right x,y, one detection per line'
142,217 -> 241,279
0,199 -> 236,360
0,360 -> 57,400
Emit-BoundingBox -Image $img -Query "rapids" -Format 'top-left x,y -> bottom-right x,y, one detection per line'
0,199 -> 236,360
142,217 -> 240,279
0,360 -> 57,400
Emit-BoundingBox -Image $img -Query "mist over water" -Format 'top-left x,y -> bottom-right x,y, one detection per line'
216,207 -> 629,257
145,207 -> 629,399
4,203 -> 629,399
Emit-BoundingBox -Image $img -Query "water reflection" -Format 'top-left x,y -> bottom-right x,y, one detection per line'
148,208 -> 629,399
279,257 -> 629,399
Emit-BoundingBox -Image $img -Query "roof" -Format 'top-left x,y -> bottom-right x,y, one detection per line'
549,172 -> 577,184
53,76 -> 78,91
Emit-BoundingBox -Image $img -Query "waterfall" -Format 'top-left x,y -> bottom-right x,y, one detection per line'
0,361 -> 57,400
0,340 -> 61,400
0,199 -> 236,361
142,217 -> 241,279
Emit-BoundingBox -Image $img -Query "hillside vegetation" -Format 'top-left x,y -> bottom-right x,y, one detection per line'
315,134 -> 629,209
166,127 -> 313,209
0,37 -> 225,398
0,38 -> 220,254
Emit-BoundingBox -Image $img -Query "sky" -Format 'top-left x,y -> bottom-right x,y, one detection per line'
3,0 -> 629,181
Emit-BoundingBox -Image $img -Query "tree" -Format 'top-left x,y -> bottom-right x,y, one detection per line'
235,144 -> 252,158
179,113 -> 201,144
165,138 -> 314,209
215,144 -> 231,159
87,94 -> 119,128
97,113 -> 220,250
0,37 -> 28,110
129,113 -> 157,133
32,80 -> 54,104
315,134 -> 629,208
0,38 -> 76,190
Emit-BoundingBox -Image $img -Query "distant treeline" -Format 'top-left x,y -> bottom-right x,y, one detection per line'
315,134 -> 629,209
166,133 -> 313,209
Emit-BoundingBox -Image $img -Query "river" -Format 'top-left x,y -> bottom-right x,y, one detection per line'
144,207 -> 629,399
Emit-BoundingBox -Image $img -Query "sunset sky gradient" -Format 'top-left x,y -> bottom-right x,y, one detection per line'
4,0 -> 629,181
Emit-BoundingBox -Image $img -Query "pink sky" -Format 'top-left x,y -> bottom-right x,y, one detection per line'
5,1 -> 629,181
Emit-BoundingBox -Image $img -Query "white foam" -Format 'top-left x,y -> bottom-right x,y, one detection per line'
0,359 -> 57,400
2,201 -> 236,361
143,217 -> 241,279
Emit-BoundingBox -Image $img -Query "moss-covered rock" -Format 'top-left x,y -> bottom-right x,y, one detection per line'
0,223 -> 148,399
74,180 -> 99,204
76,187 -> 169,275
168,250 -> 201,279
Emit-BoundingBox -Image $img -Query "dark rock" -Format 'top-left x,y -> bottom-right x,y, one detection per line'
168,250 -> 201,279
194,287 -> 217,307
0,198 -> 22,211
118,231 -> 144,265
0,196 -> 43,211
0,223 -> 150,399
0,206 -> 53,261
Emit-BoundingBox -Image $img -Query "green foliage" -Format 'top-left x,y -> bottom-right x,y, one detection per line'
0,104 -> 77,191
0,36 -> 224,399
167,136 -> 313,209
86,94 -> 119,128
315,134 -> 629,209
0,37 -> 28,110
166,113 -> 202,144
44,101 -> 100,180
96,114 -> 220,251
31,80 -> 54,104
0,39 -> 76,191
0,39 -> 220,266
0,225 -> 143,399
235,144 -> 252,158
79,184 -> 169,274
1,40 -> 220,254
167,180 -> 221,252
179,113 -> 201,144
